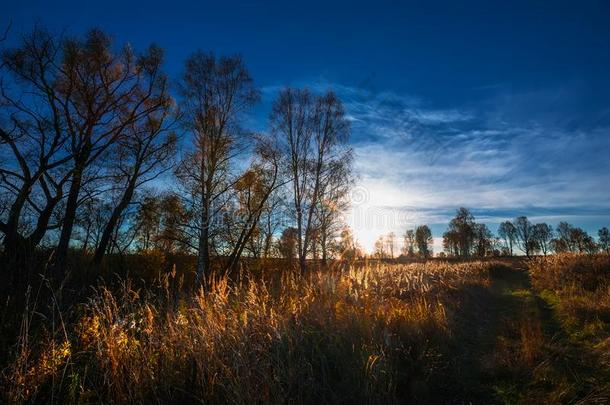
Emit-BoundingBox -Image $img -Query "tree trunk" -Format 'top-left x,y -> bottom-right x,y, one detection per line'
2,179 -> 35,255
195,199 -> 210,286
321,233 -> 328,265
195,226 -> 209,285
54,164 -> 84,277
92,177 -> 137,266
83,221 -> 91,253
225,210 -> 266,274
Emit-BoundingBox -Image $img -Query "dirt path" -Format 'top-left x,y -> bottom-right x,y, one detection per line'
470,263 -> 610,404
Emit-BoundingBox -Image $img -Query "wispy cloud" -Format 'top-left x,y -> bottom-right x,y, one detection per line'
322,82 -> 610,249
255,80 -> 610,250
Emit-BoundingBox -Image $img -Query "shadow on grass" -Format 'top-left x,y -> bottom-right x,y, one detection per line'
423,263 -> 609,404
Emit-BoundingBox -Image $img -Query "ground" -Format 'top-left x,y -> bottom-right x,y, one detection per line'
2,255 -> 610,403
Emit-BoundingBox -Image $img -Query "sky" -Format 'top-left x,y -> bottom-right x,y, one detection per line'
5,0 -> 610,252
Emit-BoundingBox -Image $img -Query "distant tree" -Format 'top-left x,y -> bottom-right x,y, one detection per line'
583,235 -> 599,255
555,222 -> 576,252
552,222 -> 597,254
75,197 -> 101,253
156,194 -> 189,254
551,238 -> 569,254
473,223 -> 493,257
74,197 -> 110,254
386,232 -> 396,258
134,194 -> 162,251
442,229 -> 460,257
374,236 -> 386,259
337,226 -> 361,262
532,223 -> 553,256
259,193 -> 284,259
570,227 -> 595,254
444,208 -> 475,257
415,225 -> 433,258
490,235 -> 503,256
402,229 -> 416,257
242,188 -> 284,260
498,221 -> 517,256
513,216 -> 535,257
599,227 -> 610,253
277,227 -> 298,261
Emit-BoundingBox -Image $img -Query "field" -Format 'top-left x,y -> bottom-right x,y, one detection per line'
1,254 -> 610,404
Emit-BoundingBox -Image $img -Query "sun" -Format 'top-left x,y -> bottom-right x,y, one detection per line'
345,180 -> 417,253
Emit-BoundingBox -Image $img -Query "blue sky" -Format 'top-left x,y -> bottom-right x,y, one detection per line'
5,0 -> 610,251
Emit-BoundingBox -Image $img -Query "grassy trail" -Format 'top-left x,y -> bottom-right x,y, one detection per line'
473,263 -> 610,404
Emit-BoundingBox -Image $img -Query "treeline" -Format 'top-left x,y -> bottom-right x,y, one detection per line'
373,208 -> 609,259
374,225 -> 433,259
443,207 -> 608,257
0,26 -> 354,283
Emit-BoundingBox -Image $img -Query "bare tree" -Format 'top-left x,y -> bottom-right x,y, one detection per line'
473,223 -> 492,257
156,194 -> 190,254
554,222 -> 576,252
532,223 -> 553,256
314,154 -> 352,264
513,216 -> 535,257
337,226 -> 360,262
386,232 -> 396,258
132,194 -> 159,251
570,227 -> 595,254
1,26 -> 174,276
92,98 -> 176,265
221,134 -> 282,273
402,229 -> 415,257
74,196 -> 102,253
498,221 -> 517,256
374,235 -> 386,259
37,29 -> 171,275
599,227 -> 610,253
175,52 -> 259,284
0,28 -> 73,262
270,88 -> 350,272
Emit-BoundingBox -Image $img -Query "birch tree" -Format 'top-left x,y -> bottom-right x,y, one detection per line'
270,88 -> 350,272
176,52 -> 258,284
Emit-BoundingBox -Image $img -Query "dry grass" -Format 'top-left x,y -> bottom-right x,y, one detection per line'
527,254 -> 610,403
530,253 -> 610,342
3,256 -> 610,404
2,261 -> 493,404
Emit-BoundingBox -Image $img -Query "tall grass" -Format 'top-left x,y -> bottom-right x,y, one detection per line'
530,253 -> 610,342
2,261 -> 494,404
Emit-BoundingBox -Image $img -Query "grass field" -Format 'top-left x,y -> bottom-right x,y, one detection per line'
2,254 -> 610,404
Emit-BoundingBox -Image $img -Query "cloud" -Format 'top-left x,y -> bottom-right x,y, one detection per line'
254,80 -> 610,250
325,83 -> 610,250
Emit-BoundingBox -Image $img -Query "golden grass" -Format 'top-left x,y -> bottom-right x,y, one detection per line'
4,255 -> 609,403
3,261 -> 493,403
530,253 -> 610,341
